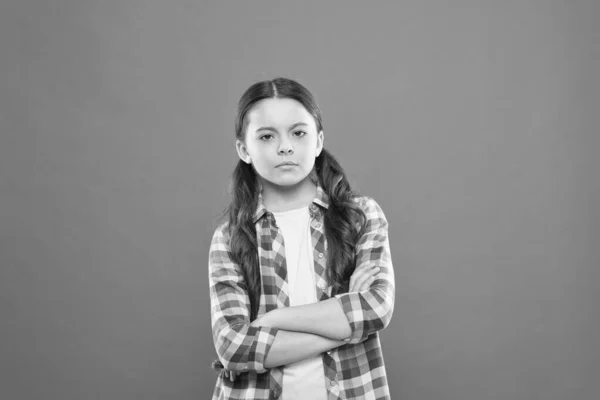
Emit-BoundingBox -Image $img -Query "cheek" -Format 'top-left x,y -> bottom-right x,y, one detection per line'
249,149 -> 273,167
246,143 -> 266,159
304,140 -> 320,156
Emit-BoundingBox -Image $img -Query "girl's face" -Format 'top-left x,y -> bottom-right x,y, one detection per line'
236,97 -> 324,190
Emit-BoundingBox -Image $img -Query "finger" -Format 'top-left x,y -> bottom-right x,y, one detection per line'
357,273 -> 378,292
350,265 -> 374,285
350,273 -> 368,292
355,263 -> 378,273
351,264 -> 378,281
351,267 -> 380,292
351,266 -> 379,286
223,370 -> 229,379
357,276 -> 376,292
230,372 -> 235,382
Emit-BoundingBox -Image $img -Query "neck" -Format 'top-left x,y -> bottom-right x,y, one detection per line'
260,176 -> 317,213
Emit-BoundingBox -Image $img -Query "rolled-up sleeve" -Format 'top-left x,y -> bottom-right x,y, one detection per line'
334,197 -> 395,344
209,224 -> 278,373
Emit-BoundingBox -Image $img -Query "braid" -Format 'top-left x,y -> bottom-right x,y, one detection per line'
225,161 -> 261,321
315,149 -> 367,295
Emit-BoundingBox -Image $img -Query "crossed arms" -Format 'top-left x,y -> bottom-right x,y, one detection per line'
208,197 -> 394,374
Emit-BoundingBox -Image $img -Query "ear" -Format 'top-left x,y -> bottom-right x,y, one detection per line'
315,130 -> 324,157
236,139 -> 252,164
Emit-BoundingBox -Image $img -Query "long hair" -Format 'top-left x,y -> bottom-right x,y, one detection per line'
225,77 -> 366,321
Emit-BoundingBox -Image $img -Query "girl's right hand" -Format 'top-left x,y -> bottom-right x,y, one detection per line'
212,360 -> 241,382
348,265 -> 380,292
223,369 -> 240,382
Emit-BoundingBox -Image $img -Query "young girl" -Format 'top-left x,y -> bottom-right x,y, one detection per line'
209,77 -> 394,399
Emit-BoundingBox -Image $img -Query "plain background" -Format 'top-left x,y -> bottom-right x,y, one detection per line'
1,1 -> 599,399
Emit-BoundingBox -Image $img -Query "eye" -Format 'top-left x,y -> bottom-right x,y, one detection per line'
292,130 -> 307,137
259,134 -> 274,141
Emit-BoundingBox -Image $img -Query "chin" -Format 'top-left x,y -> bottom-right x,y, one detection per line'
265,175 -> 310,188
271,178 -> 304,188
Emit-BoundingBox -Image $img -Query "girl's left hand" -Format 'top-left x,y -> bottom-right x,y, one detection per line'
349,265 -> 380,292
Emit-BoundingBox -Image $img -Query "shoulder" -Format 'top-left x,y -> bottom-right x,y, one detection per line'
210,221 -> 231,249
352,195 -> 386,217
351,195 -> 389,232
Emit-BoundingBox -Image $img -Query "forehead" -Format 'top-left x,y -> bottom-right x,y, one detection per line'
246,98 -> 315,130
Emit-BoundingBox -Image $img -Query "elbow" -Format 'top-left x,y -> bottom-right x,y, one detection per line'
213,323 -> 272,374
368,286 -> 395,332
379,298 -> 394,330
214,337 -> 260,373
334,284 -> 395,343
213,333 -> 237,371
213,324 -> 246,372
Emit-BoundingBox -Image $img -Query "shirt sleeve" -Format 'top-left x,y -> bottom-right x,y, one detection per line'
334,197 -> 395,344
209,224 -> 278,373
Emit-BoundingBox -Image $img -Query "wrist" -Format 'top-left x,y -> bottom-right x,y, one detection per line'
264,308 -> 280,328
256,309 -> 278,328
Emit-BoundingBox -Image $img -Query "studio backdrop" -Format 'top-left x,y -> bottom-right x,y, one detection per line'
1,1 -> 598,399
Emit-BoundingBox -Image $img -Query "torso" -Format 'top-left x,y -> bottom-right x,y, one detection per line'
272,206 -> 327,400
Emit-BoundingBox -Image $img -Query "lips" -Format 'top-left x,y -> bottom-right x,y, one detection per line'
276,161 -> 298,167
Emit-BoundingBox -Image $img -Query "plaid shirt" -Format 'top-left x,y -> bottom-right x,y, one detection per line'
209,185 -> 395,399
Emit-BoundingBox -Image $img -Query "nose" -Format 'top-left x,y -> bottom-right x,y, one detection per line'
277,137 -> 294,155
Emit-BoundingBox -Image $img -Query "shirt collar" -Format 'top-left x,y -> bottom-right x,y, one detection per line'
252,183 -> 329,223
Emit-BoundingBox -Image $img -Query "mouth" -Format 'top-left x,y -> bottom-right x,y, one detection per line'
276,161 -> 298,167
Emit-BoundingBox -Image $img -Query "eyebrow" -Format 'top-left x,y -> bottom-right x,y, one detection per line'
255,122 -> 308,132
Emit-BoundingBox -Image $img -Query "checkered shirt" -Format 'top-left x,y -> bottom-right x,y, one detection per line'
209,185 -> 395,399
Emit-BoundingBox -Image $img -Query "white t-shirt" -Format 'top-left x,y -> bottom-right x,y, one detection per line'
272,206 -> 327,400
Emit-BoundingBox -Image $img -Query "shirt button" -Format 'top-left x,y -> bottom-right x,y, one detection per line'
315,223 -> 322,228
326,350 -> 332,355
318,253 -> 324,259
330,381 -> 337,386
319,283 -> 327,290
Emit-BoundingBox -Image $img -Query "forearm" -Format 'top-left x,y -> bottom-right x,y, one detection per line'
264,298 -> 352,340
264,329 -> 344,368
334,285 -> 394,343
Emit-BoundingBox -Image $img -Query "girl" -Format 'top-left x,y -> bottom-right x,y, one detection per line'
209,77 -> 394,400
